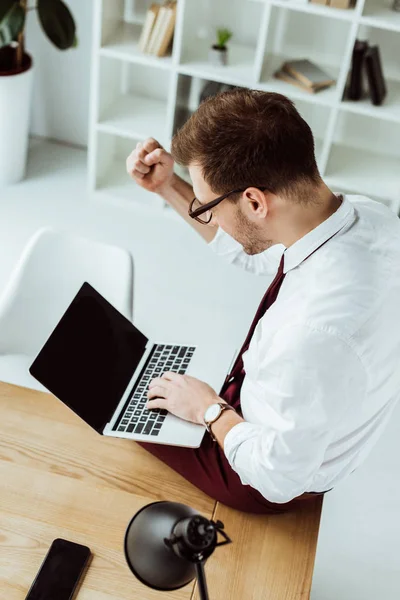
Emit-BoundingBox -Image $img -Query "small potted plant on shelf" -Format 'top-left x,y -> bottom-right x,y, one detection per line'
0,0 -> 77,186
208,27 -> 233,67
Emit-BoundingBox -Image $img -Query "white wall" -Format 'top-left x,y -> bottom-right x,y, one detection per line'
26,0 -> 94,148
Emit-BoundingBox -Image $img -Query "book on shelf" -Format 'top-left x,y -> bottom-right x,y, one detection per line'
345,41 -> 387,106
347,39 -> 369,101
330,0 -> 357,8
274,69 -> 330,94
146,4 -> 168,54
282,59 -> 335,90
275,59 -> 335,94
274,69 -> 313,93
138,3 -> 161,53
154,1 -> 177,57
309,0 -> 356,8
141,1 -> 177,57
364,45 -> 387,106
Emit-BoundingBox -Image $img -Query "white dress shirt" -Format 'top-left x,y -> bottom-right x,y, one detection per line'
209,195 -> 400,504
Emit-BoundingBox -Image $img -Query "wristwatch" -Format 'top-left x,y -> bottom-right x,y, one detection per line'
203,402 -> 236,442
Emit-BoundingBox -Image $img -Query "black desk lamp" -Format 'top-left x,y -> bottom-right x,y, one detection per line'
124,501 -> 232,600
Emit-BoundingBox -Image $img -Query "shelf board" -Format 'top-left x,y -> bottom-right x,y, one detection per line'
258,55 -> 338,106
97,94 -> 168,144
178,41 -> 257,87
340,79 -> 400,124
100,22 -> 173,69
95,159 -> 165,211
360,2 -> 400,32
270,0 -> 355,21
325,144 -> 400,209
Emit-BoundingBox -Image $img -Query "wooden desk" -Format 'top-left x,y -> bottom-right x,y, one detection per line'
0,382 -> 322,599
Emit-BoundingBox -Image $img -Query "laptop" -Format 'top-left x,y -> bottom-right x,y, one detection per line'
29,282 -> 237,448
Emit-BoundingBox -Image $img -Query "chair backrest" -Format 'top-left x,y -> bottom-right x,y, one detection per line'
0,227 -> 134,356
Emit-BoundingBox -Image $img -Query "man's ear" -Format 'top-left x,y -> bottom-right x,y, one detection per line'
242,187 -> 268,219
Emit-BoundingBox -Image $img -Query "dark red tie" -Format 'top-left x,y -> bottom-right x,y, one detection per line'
220,224 -> 344,411
220,254 -> 286,409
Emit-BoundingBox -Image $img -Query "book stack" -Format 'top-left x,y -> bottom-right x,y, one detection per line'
138,1 -> 177,57
309,0 -> 356,9
274,59 -> 335,94
345,40 -> 387,106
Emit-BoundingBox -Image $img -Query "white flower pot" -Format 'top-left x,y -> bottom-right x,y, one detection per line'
208,45 -> 228,67
0,55 -> 34,186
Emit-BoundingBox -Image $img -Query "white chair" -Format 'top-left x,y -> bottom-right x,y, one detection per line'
0,227 -> 134,391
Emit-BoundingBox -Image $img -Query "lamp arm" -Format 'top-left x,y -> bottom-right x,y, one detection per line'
195,561 -> 210,600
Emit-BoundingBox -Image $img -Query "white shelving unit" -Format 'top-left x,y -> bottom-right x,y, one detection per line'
88,0 -> 400,215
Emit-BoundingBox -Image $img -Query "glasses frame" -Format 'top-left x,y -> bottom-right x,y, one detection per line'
189,186 -> 267,224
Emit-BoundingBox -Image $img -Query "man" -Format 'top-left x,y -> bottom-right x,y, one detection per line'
126,88 -> 400,514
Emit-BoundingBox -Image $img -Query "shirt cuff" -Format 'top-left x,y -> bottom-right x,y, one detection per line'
223,420 -> 262,470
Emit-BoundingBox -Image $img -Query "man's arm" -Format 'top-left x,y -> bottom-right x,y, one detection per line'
127,139 -> 217,244
222,324 -> 367,503
127,138 -> 280,271
158,173 -> 217,243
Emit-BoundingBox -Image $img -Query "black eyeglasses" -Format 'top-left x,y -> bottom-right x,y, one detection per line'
188,186 -> 267,224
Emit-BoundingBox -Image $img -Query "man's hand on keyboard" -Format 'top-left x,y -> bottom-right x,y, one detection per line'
147,372 -> 219,425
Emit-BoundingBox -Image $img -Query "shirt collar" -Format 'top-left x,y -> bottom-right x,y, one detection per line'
283,195 -> 356,274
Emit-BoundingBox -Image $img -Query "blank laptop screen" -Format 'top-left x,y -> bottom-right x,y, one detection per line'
29,282 -> 148,433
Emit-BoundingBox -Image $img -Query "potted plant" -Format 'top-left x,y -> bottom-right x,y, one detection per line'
0,0 -> 77,186
208,28 -> 233,67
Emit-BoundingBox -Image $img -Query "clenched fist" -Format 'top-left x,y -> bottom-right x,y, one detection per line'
126,137 -> 175,195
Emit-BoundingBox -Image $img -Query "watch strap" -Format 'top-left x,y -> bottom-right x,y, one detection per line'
206,402 -> 236,442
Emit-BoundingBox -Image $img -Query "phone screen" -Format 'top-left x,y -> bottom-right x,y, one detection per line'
25,538 -> 91,600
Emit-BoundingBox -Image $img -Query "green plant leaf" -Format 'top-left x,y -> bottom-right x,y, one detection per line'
0,0 -> 17,23
37,0 -> 76,50
216,28 -> 232,49
0,1 -> 25,48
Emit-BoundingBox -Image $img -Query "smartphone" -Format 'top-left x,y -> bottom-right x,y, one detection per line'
25,538 -> 92,600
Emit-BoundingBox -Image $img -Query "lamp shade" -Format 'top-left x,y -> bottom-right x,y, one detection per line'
124,501 -> 201,591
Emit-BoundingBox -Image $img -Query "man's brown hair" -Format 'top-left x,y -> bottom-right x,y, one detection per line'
171,88 -> 321,202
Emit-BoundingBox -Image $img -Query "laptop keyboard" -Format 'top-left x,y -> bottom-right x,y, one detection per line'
115,344 -> 196,437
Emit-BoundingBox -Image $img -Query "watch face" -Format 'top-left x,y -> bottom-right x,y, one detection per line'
205,404 -> 221,423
